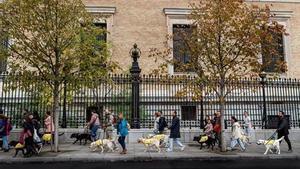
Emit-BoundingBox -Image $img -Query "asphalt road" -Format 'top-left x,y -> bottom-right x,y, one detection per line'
1,158 -> 299,169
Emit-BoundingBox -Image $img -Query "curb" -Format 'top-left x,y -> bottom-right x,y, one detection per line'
0,155 -> 299,164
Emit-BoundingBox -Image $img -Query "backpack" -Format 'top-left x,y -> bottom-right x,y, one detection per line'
159,117 -> 167,131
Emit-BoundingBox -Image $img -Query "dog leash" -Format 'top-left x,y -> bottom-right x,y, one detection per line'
265,131 -> 277,145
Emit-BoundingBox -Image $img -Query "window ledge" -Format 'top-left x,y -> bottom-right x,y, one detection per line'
163,8 -> 191,15
86,6 -> 116,14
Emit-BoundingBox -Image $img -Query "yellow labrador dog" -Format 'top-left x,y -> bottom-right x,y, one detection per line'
89,139 -> 115,153
146,134 -> 169,148
256,136 -> 285,155
138,137 -> 161,153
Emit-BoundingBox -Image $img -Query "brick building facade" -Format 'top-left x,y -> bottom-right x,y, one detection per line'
82,0 -> 300,78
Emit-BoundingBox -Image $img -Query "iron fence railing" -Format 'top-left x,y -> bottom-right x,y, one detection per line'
0,73 -> 299,129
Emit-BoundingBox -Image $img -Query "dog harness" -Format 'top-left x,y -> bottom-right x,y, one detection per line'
95,140 -> 103,146
152,134 -> 165,141
15,143 -> 25,149
143,138 -> 157,145
264,140 -> 275,145
199,136 -> 208,143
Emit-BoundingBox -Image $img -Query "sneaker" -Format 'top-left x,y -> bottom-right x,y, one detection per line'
180,146 -> 185,151
226,147 -> 234,151
288,149 -> 293,153
166,149 -> 172,152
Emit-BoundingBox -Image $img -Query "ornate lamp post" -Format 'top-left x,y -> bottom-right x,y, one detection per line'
259,72 -> 267,129
130,44 -> 141,129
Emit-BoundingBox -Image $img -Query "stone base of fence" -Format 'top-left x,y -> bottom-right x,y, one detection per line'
6,128 -> 300,144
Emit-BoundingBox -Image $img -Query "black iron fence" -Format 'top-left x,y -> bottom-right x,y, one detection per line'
0,73 -> 300,129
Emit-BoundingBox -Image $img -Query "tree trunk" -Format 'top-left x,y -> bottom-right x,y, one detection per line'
219,77 -> 227,152
53,83 -> 60,152
219,95 -> 227,152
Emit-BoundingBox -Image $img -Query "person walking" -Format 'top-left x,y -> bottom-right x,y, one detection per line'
117,112 -> 129,154
229,116 -> 246,151
204,119 -> 213,137
44,111 -> 55,144
213,112 -> 221,149
243,111 -> 253,143
23,113 -> 37,157
88,110 -> 100,142
153,112 -> 160,134
103,109 -> 115,140
0,110 -> 12,152
277,111 -> 292,152
158,111 -> 167,134
166,111 -> 185,152
32,111 -> 41,137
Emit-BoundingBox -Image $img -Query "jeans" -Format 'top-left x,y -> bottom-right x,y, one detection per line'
118,136 -> 126,150
2,135 -> 9,150
167,138 -> 184,151
91,125 -> 99,141
230,138 -> 246,150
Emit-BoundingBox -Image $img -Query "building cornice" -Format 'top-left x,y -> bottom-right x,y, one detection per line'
85,6 -> 116,14
163,8 -> 293,18
246,0 -> 300,3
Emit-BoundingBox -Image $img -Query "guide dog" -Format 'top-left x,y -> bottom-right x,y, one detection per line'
138,137 -> 161,153
89,139 -> 116,153
9,141 -> 26,157
256,136 -> 285,155
193,135 -> 216,150
146,134 -> 169,148
70,133 -> 92,145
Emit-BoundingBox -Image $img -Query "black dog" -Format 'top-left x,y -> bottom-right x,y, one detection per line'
193,135 -> 216,150
70,133 -> 92,145
9,140 -> 26,157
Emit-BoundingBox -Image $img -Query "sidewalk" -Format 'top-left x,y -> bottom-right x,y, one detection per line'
0,141 -> 299,163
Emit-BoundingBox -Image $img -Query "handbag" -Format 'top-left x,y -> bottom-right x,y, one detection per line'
33,128 -> 41,143
42,133 -> 52,142
127,122 -> 131,131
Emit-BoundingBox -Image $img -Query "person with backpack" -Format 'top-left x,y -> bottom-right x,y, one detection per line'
158,111 -> 167,134
117,112 -> 129,154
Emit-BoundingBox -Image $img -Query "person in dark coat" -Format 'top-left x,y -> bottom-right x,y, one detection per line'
158,111 -> 167,134
277,111 -> 292,152
166,111 -> 185,152
213,112 -> 221,149
22,113 -> 37,157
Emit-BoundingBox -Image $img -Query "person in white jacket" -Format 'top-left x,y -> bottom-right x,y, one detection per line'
229,116 -> 246,151
243,111 -> 253,142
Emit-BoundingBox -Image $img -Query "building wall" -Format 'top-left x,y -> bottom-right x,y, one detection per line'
83,0 -> 300,78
